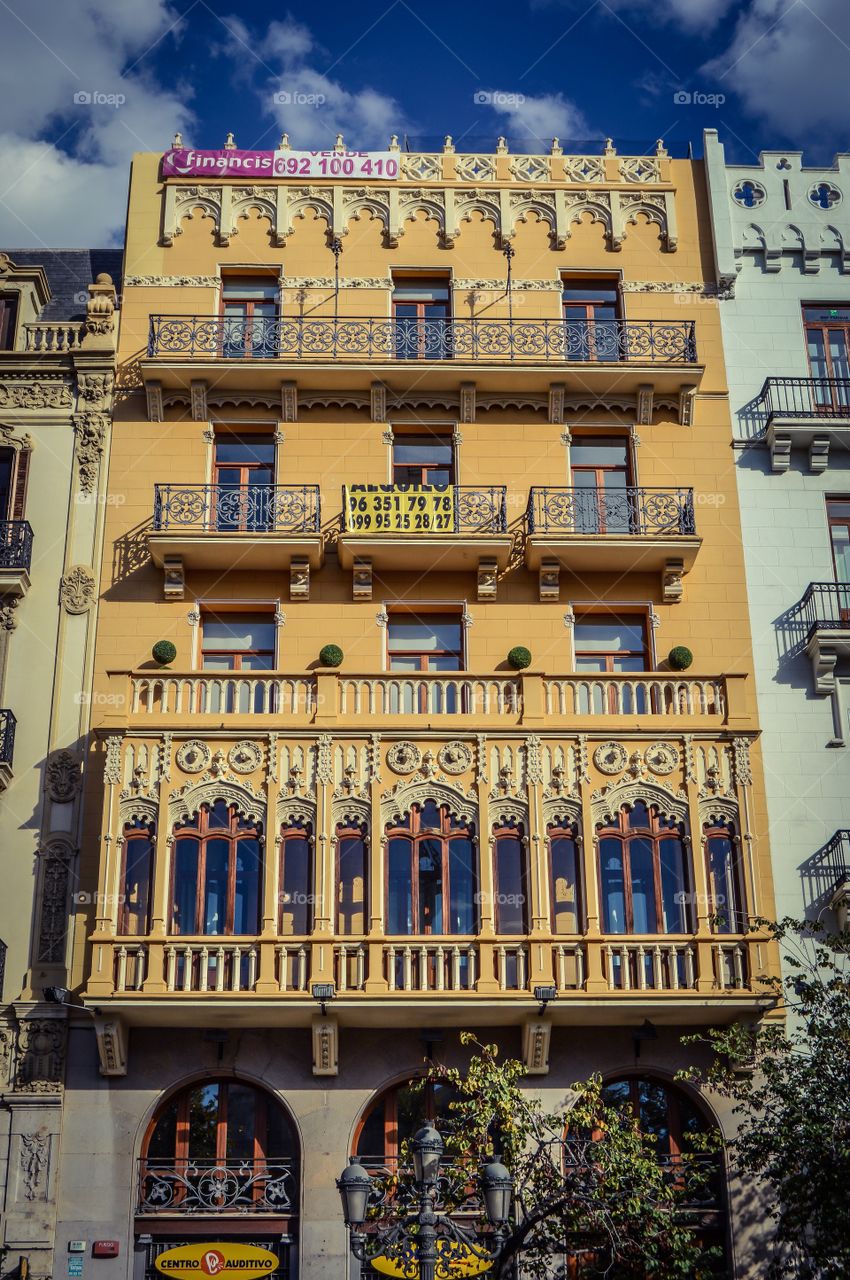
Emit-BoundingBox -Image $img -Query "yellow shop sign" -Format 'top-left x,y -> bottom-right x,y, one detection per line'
369,1240 -> 492,1277
154,1244 -> 278,1278
344,484 -> 456,534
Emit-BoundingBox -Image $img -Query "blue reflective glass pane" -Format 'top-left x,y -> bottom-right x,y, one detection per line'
629,836 -> 657,933
388,838 -> 413,934
448,837 -> 476,934
203,838 -> 229,933
599,838 -> 625,933
172,839 -> 199,934
234,838 -> 261,934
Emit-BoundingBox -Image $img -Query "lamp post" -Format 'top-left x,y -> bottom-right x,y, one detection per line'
337,1127 -> 513,1280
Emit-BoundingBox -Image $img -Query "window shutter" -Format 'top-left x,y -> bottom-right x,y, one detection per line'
11,448 -> 30,521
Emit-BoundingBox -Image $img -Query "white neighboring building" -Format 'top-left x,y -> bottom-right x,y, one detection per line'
704,129 -> 850,929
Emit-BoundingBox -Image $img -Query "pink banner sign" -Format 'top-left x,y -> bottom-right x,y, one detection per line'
161,149 -> 275,177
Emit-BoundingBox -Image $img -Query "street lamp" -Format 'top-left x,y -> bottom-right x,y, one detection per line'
337,1134 -> 513,1280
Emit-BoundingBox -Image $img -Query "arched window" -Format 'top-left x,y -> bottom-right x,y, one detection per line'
386,800 -> 477,935
119,819 -> 154,934
279,821 -> 312,934
140,1078 -> 298,1225
337,821 -> 368,935
704,819 -> 745,934
597,801 -> 690,934
493,820 -> 528,934
171,800 -> 261,935
548,818 -> 582,934
354,1078 -> 459,1171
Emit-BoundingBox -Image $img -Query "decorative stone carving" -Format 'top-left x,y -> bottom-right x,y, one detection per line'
539,559 -> 560,602
15,1018 -> 67,1092
281,381 -> 297,422
37,842 -> 74,963
77,372 -> 114,408
59,564 -> 96,614
662,558 -> 685,604
401,154 -> 442,181
522,1017 -> 552,1074
93,1016 -> 127,1077
454,155 -> 496,181
477,557 -> 498,601
387,742 -> 422,775
370,380 -> 387,422
0,378 -> 72,409
563,156 -> 604,182
190,380 -> 208,421
124,275 -> 220,287
290,558 -> 310,601
312,1014 -> 338,1076
176,740 -> 211,774
74,411 -> 108,492
732,737 -> 753,786
438,741 -> 473,775
459,381 -> 476,423
169,774 -> 265,827
104,736 -> 123,785
228,741 -> 263,774
593,742 -> 628,775
591,779 -> 688,827
644,742 -> 680,776
381,777 -> 476,828
525,734 -> 544,784
163,555 -> 185,601
317,734 -> 334,785
636,384 -> 654,425
20,1128 -> 50,1199
353,558 -> 373,601
45,749 -> 81,801
146,380 -> 164,422
619,156 -> 661,183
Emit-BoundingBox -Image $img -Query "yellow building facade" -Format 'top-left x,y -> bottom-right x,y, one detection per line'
57,140 -> 778,1279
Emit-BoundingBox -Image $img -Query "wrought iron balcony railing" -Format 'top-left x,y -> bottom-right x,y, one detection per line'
137,1156 -> 297,1215
148,315 -> 698,364
342,485 -> 507,535
823,829 -> 850,887
0,521 -> 34,572
527,486 -> 696,536
0,710 -> 16,767
797,582 -> 850,635
152,484 -> 321,534
760,376 -> 850,421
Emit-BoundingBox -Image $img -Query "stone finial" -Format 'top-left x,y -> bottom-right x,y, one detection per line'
279,132 -> 290,149
389,134 -> 399,151
82,273 -> 117,350
443,135 -> 454,153
224,132 -> 236,149
655,138 -> 668,156
550,137 -> 562,155
496,135 -> 508,153
172,132 -> 183,148
334,134 -> 345,152
603,137 -> 616,155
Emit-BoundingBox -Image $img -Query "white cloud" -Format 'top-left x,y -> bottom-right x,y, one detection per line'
703,0 -> 850,139
0,0 -> 192,246
480,91 -> 590,144
219,16 -> 407,150
535,0 -> 736,32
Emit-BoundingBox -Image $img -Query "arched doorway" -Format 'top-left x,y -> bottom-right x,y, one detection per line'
137,1078 -> 299,1279
353,1077 -> 459,1172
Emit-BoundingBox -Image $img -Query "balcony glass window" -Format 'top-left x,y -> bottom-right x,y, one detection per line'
355,1079 -> 459,1170
279,823 -> 312,934
392,432 -> 455,487
392,276 -> 451,359
493,822 -> 528,934
119,820 -> 155,934
170,800 -> 261,936
220,276 -> 279,358
201,612 -> 276,671
704,820 -> 746,934
386,802 -> 477,935
213,434 -> 276,531
0,296 -> 18,351
387,613 -> 464,712
827,499 -> 850,583
562,278 -> 621,361
0,449 -> 13,519
548,820 -> 582,934
337,822 -> 368,935
804,305 -> 850,411
597,802 -> 690,934
570,435 -> 631,533
574,615 -> 648,674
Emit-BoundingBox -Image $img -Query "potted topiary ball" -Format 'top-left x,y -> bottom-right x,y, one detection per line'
668,645 -> 694,671
507,646 -> 532,670
319,644 -> 344,668
152,639 -> 177,666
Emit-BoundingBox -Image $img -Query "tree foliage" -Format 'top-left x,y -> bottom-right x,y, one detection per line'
415,1034 -> 721,1279
680,917 -> 850,1280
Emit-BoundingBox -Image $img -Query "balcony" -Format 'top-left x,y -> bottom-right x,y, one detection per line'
336,484 -> 511,573
0,709 -> 16,790
0,521 -> 34,596
143,314 -> 702,401
149,484 -> 323,573
137,1155 -> 297,1216
824,830 -> 850,925
92,932 -> 766,1028
526,486 -> 701,593
760,377 -> 850,471
796,582 -> 850,695
107,668 -> 748,731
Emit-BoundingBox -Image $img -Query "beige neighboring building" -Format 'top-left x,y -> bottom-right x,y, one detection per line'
0,250 -> 119,1280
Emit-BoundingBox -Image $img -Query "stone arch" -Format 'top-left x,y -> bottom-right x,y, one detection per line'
509,198 -> 557,241
489,796 -> 529,831
277,795 -> 317,830
698,796 -> 739,829
118,795 -> 158,829
172,192 -> 221,239
542,796 -> 582,829
332,796 -> 370,830
591,780 -> 688,828
381,779 -> 476,828
168,778 -> 265,828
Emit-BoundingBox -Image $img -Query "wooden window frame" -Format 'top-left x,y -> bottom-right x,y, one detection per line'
169,802 -> 263,936
384,803 -> 478,937
573,611 -> 650,674
547,821 -> 583,935
703,820 -> 746,935
118,821 -> 155,935
803,303 -> 850,392
492,822 -> 529,935
278,823 -> 314,936
596,803 -> 691,935
335,821 -> 369,937
200,610 -> 276,671
390,428 -> 456,486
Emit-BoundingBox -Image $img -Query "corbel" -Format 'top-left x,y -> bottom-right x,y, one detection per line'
636,383 -> 654,426
539,559 -> 560,602
353,558 -> 373,601
477,557 -> 498,601
290,558 -> 310,601
163,556 -> 185,601
662,557 -> 685,604
809,437 -> 830,472
190,380 -> 208,422
145,380 -> 164,423
459,382 -> 476,424
281,381 -> 298,422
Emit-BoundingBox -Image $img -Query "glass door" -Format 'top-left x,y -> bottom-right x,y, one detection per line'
213,434 -> 276,531
392,278 -> 451,359
804,305 -> 850,411
828,499 -> 850,623
563,280 -> 621,361
221,277 -> 279,358
570,436 -> 631,533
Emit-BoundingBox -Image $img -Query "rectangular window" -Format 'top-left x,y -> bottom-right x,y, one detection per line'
804,305 -> 850,412
392,431 -> 455,487
574,615 -> 648,673
828,499 -> 850,584
392,275 -> 451,358
387,614 -> 463,672
220,275 -> 279,358
494,834 -> 528,934
0,296 -> 18,351
213,434 -> 276,531
201,611 -> 276,671
562,277 -> 621,361
570,435 -> 632,533
0,449 -> 14,520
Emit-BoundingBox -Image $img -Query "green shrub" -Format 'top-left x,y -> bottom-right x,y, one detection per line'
668,645 -> 694,671
319,643 -> 344,668
152,639 -> 177,665
507,646 -> 532,670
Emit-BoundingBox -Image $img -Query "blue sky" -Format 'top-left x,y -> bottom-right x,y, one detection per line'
1,0 -> 849,246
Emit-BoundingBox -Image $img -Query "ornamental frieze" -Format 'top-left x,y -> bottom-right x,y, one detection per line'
0,377 -> 73,409
59,565 -> 96,614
